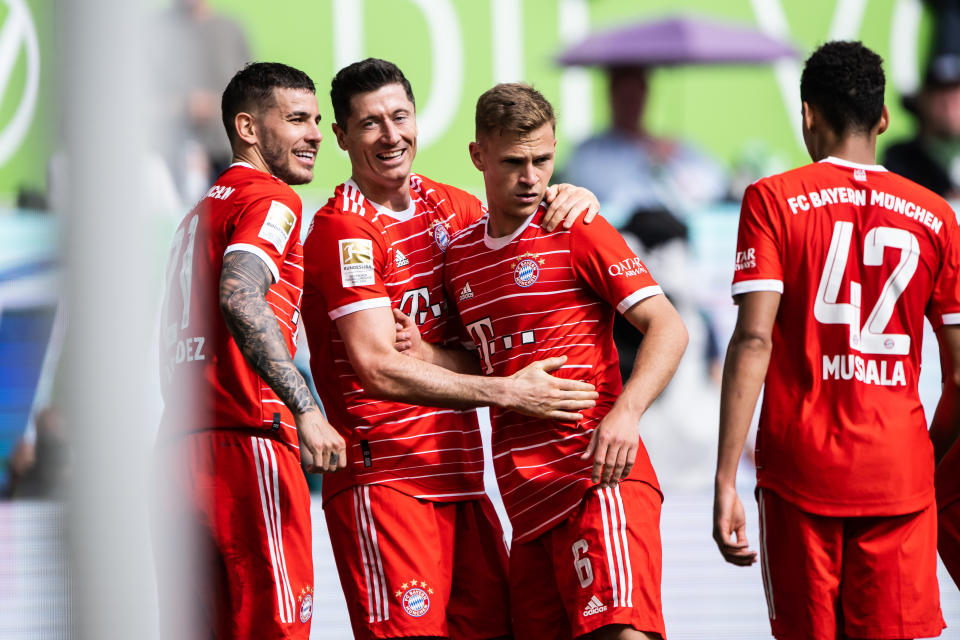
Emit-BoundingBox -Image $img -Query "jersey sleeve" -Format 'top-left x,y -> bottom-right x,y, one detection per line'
224,191 -> 302,283
927,205 -> 960,328
731,182 -> 784,297
304,212 -> 391,320
569,215 -> 662,314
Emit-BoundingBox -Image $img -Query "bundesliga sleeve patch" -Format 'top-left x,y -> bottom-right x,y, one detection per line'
339,238 -> 375,287
258,200 -> 297,253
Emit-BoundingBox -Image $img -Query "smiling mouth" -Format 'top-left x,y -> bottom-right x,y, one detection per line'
293,149 -> 316,164
377,149 -> 404,161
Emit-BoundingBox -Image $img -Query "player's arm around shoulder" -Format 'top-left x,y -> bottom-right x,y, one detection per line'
583,292 -> 688,488
219,249 -> 345,473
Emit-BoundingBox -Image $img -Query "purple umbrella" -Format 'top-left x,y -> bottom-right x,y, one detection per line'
557,14 -> 796,67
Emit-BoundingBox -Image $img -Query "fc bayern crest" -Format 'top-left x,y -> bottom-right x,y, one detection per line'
401,587 -> 431,617
432,221 -> 450,252
514,258 -> 540,287
299,590 -> 313,623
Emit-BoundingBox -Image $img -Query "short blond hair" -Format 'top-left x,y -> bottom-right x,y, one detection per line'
474,83 -> 556,140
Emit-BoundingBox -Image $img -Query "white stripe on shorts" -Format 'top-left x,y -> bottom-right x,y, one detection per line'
264,440 -> 296,620
363,487 -> 391,621
354,486 -> 390,622
252,437 -> 292,623
352,488 -> 378,623
596,488 -> 620,607
758,488 -> 776,620
613,485 -> 634,607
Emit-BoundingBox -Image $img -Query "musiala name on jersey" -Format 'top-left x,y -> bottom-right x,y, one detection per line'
822,354 -> 906,387
786,188 -> 944,235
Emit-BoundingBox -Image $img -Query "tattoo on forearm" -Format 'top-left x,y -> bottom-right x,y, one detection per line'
219,252 -> 318,415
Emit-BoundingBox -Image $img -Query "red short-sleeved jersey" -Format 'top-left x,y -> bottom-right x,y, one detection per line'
301,174 -> 488,503
732,156 -> 960,516
443,205 -> 663,543
159,163 -> 305,451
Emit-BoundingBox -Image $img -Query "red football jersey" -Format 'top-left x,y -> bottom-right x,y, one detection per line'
302,174 -> 488,503
159,163 -> 305,451
733,156 -> 960,516
443,204 -> 663,543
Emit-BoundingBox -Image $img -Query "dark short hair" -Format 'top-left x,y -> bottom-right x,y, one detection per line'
474,83 -> 556,141
800,41 -> 885,136
221,62 -> 316,145
330,58 -> 415,128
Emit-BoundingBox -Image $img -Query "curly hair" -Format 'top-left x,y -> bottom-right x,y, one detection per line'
800,41 -> 885,135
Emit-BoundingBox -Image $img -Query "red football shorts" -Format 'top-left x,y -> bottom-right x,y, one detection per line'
939,497 -> 960,590
509,481 -> 665,640
155,430 -> 315,640
324,485 -> 510,639
757,488 -> 944,640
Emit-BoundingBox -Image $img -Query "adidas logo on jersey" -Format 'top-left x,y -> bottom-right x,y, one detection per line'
395,250 -> 410,268
459,282 -> 474,301
582,595 -> 607,617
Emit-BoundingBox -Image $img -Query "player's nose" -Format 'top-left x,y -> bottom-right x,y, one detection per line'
381,120 -> 401,145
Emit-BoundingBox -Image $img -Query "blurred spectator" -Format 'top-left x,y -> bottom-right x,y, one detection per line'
561,65 -> 729,489
884,0 -> 960,199
5,407 -> 69,499
560,65 -> 728,227
154,0 -> 251,202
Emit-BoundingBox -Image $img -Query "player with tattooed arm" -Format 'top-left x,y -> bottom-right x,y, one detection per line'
157,62 -> 344,640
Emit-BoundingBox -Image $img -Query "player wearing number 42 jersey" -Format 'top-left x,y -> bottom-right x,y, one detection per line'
714,41 -> 960,640
436,84 -> 687,640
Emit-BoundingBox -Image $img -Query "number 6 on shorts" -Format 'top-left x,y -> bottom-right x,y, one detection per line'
572,538 -> 594,588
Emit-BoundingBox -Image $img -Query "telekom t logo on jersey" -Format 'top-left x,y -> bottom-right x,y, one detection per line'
400,287 -> 444,325
466,316 -> 536,375
466,317 -> 495,374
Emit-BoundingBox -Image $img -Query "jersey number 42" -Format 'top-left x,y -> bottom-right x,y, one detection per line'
814,221 -> 918,356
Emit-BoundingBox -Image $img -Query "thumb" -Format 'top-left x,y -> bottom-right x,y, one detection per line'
544,184 -> 558,202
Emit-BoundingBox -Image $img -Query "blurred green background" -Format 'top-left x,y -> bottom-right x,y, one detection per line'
0,0 -> 937,204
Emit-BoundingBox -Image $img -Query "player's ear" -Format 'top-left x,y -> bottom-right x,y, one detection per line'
876,104 -> 890,136
332,122 -> 349,151
469,141 -> 484,171
235,111 -> 258,146
801,101 -> 815,132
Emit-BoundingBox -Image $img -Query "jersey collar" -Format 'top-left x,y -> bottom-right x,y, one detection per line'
345,178 -> 417,221
819,156 -> 887,172
483,202 -> 544,250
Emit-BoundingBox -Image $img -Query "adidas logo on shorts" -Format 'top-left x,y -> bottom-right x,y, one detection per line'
582,595 -> 607,617
395,250 -> 410,268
